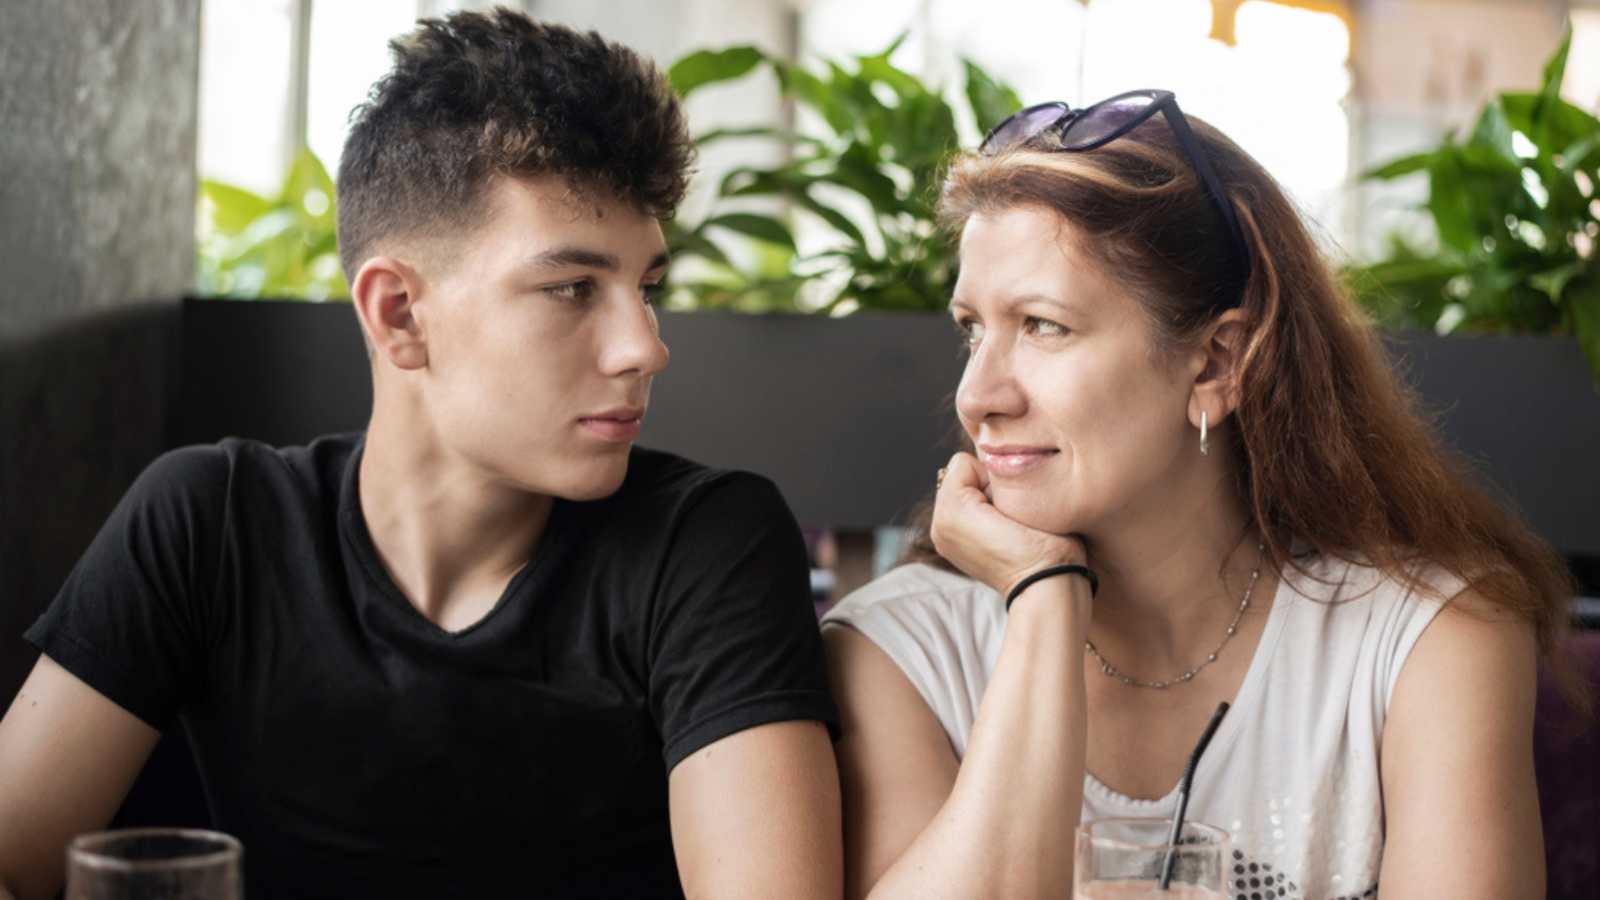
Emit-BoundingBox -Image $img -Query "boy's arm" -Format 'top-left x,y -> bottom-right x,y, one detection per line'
0,655 -> 160,900
669,720 -> 841,900
648,472 -> 842,898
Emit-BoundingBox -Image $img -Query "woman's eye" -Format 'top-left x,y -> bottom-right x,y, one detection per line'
1025,316 -> 1068,337
641,282 -> 665,306
545,279 -> 595,303
954,318 -> 984,349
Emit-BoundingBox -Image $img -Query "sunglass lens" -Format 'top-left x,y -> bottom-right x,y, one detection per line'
1058,95 -> 1157,150
983,103 -> 1068,154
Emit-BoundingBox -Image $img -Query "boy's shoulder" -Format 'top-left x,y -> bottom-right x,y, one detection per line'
133,432 -> 358,510
611,445 -> 789,518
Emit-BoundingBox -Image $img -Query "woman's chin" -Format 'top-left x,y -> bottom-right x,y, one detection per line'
989,488 -> 1076,536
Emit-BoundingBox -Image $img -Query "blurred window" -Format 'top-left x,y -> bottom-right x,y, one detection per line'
197,0 -> 299,195
1569,9 -> 1600,114
198,0 -> 486,191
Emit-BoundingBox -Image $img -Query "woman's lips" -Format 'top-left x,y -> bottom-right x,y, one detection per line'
977,445 -> 1059,477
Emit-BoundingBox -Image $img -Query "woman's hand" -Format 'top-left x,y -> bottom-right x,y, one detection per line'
929,451 -> 1086,597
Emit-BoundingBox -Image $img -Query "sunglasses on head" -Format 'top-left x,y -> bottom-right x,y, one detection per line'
979,89 -> 1251,301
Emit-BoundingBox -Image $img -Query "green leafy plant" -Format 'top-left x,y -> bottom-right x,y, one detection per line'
663,39 -> 1022,314
1349,28 -> 1600,381
195,147 -> 349,301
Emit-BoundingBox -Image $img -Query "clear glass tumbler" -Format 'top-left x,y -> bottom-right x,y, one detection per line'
66,828 -> 242,900
1074,817 -> 1229,899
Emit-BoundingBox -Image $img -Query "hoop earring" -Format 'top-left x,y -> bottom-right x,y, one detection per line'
1199,410 -> 1209,456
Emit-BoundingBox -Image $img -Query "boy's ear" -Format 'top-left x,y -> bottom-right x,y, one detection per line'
351,255 -> 428,370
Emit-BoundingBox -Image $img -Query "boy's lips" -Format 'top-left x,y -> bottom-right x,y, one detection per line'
579,407 -> 645,443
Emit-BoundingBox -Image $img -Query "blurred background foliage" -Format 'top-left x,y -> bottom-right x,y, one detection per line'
660,38 -> 1022,315
195,146 -> 348,301
1347,29 -> 1600,380
191,39 -> 1021,316
190,30 -> 1599,383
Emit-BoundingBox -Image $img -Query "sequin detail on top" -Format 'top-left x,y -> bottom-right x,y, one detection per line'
1230,848 -> 1301,900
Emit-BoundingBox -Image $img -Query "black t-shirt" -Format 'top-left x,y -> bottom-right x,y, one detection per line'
26,433 -> 838,899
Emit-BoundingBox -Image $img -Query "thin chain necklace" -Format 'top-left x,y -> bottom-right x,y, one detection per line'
1084,542 -> 1266,690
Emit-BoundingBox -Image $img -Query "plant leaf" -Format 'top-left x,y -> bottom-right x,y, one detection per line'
278,146 -> 337,226
1361,152 -> 1434,181
200,180 -> 273,235
703,213 -> 796,250
1425,147 -> 1479,256
695,125 -> 827,150
1528,28 -> 1574,185
790,189 -> 870,250
668,46 -> 766,97
1502,91 -> 1600,147
778,61 -> 855,136
856,51 -> 923,103
894,91 -> 961,173
1468,101 -> 1519,166
664,220 -> 732,269
220,209 -> 300,263
829,141 -> 902,217
1558,133 -> 1600,174
962,58 -> 1023,135
1529,262 -> 1586,302
1538,26 -> 1573,109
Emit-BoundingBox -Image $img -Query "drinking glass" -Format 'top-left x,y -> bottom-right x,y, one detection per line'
1074,818 -> 1228,899
66,828 -> 241,900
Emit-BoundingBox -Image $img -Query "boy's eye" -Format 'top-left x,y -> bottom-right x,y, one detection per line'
545,279 -> 595,302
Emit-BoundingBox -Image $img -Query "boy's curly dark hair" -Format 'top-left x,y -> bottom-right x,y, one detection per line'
336,8 -> 694,279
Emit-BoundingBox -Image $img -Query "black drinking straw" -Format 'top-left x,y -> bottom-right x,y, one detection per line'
1157,701 -> 1230,891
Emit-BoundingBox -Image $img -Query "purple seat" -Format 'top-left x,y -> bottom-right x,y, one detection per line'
1536,630 -> 1600,900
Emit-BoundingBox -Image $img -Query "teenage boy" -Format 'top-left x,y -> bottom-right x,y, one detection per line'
0,11 -> 840,899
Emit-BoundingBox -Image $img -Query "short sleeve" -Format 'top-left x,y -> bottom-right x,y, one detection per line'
822,564 -> 1004,758
23,445 -> 231,729
647,473 -> 838,771
1360,563 -> 1460,712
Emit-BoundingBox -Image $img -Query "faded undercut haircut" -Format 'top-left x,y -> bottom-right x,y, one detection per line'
335,7 -> 694,280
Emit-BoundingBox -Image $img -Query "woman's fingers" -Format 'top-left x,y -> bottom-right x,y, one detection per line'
931,452 -> 1084,593
941,451 -> 984,492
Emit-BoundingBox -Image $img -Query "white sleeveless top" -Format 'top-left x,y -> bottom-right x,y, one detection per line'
823,555 -> 1459,900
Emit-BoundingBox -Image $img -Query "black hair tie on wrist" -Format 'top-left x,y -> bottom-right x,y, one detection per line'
1005,564 -> 1098,612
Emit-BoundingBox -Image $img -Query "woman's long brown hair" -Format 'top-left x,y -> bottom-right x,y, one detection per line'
904,114 -> 1585,704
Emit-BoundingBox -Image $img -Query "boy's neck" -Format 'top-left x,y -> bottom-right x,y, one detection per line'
357,407 -> 555,632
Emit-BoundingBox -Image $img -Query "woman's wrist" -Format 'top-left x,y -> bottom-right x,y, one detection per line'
1005,563 -> 1098,611
1005,571 -> 1094,626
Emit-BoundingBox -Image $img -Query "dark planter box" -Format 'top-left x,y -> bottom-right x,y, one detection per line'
178,299 -> 1600,563
178,300 -> 965,531
1383,331 -> 1600,564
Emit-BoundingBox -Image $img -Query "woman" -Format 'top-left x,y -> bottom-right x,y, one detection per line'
822,90 -> 1576,900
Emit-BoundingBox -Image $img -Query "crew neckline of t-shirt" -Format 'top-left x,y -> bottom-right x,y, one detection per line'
337,436 -> 575,641
1082,558 -> 1297,811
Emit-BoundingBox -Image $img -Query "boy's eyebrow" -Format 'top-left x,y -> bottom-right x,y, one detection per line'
518,247 -> 671,273
523,246 -> 621,271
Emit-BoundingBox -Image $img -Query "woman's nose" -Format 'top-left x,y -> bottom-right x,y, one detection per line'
955,339 -> 1026,426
